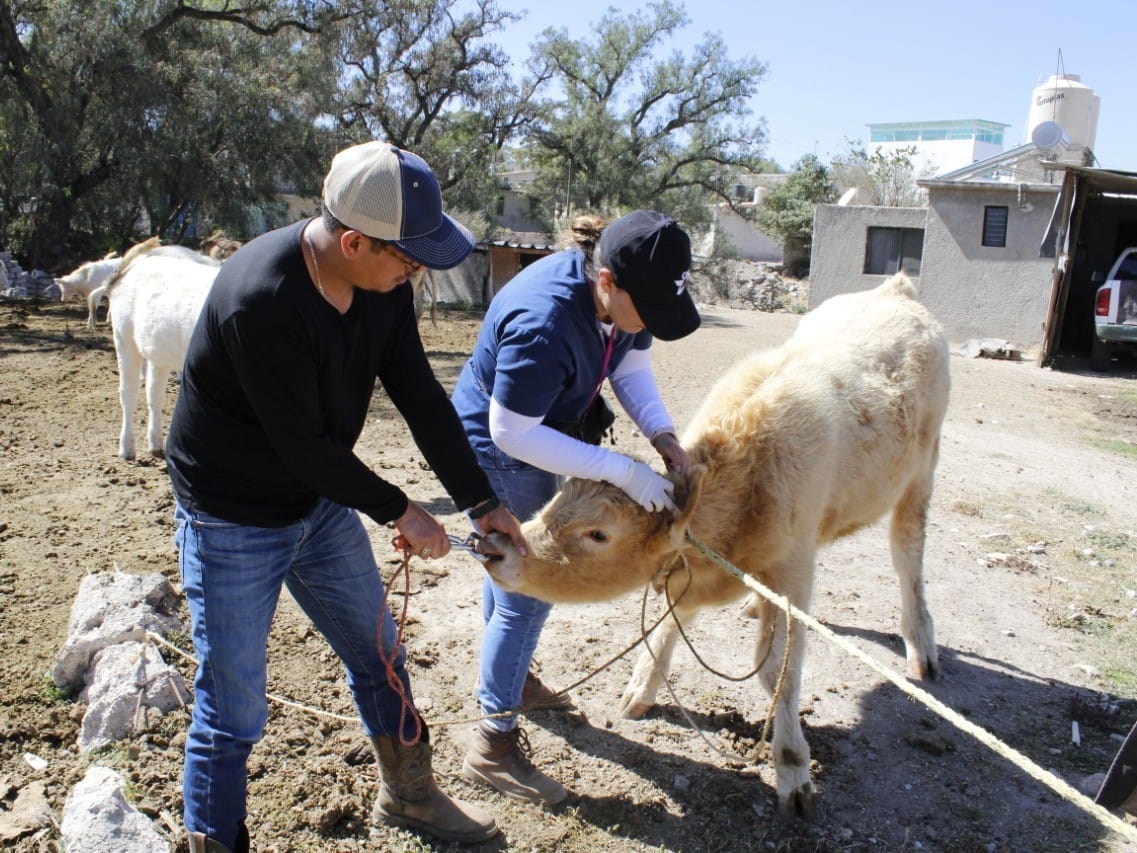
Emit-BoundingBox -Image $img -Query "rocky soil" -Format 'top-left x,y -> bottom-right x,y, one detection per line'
1,294 -> 1136,853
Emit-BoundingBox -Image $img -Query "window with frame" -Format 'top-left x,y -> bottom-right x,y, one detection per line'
864,227 -> 923,276
982,206 -> 1009,247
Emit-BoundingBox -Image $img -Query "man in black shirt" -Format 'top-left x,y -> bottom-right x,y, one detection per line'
167,141 -> 523,852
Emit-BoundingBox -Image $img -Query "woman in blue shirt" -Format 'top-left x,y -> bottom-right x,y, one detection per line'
451,209 -> 700,803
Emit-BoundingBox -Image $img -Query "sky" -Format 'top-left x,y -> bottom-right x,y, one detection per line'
492,0 -> 1137,172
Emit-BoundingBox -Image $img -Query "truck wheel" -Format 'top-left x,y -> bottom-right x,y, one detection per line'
1090,335 -> 1114,372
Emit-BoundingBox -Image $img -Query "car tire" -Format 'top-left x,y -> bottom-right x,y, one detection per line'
1091,334 -> 1114,372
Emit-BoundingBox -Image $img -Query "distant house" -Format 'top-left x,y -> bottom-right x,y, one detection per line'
867,119 -> 1010,177
808,136 -> 1137,363
493,167 -> 545,234
700,174 -> 788,262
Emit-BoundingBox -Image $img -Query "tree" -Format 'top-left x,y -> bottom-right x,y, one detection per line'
755,154 -> 836,267
829,142 -> 930,207
0,0 -> 331,268
521,1 -> 768,233
324,0 -> 539,232
0,0 -> 773,267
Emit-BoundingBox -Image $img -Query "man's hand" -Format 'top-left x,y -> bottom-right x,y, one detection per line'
390,502 -> 450,560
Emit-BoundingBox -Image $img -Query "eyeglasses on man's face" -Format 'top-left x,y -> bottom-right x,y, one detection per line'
372,239 -> 422,277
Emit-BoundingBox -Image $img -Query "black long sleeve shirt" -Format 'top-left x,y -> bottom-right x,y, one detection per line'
166,219 -> 494,527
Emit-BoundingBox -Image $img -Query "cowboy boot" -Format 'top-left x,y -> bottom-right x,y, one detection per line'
187,822 -> 248,853
371,726 -> 498,844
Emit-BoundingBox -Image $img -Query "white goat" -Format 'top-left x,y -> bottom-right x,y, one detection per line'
59,244 -> 221,327
106,252 -> 220,460
57,257 -> 121,326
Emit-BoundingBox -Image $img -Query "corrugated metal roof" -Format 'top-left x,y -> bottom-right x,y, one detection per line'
485,232 -> 556,251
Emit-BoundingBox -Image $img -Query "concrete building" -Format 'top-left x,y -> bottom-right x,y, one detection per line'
700,173 -> 788,262
868,119 -> 1009,177
808,71 -> 1137,366
494,167 -> 545,233
810,142 -> 1068,353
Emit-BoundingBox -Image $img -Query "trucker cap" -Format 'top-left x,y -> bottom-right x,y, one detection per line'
599,210 -> 700,341
322,141 -> 475,270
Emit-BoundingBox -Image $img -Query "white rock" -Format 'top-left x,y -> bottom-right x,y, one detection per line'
51,571 -> 182,691
60,766 -> 171,852
79,641 -> 190,752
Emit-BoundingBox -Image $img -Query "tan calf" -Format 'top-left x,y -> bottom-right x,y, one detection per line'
482,273 -> 950,818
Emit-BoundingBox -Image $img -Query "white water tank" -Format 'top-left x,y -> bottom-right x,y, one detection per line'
1025,73 -> 1100,151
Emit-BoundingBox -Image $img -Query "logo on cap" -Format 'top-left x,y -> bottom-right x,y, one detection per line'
675,270 -> 690,296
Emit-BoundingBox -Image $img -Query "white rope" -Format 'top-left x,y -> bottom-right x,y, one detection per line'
145,631 -> 547,729
684,533 -> 1137,844
145,631 -> 358,724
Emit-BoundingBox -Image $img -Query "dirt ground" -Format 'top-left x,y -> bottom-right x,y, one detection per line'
2,295 -> 1137,853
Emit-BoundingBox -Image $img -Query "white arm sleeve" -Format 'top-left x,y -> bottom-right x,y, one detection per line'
609,347 -> 675,441
488,397 -> 635,484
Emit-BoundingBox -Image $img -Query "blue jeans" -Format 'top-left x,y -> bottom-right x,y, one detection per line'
174,497 -> 414,847
473,446 -> 559,733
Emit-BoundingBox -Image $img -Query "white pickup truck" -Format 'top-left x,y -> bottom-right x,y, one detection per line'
1092,247 -> 1137,371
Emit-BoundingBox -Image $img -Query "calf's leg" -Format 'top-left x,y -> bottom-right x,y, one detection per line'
889,465 -> 939,681
754,566 -> 816,819
618,607 -> 694,719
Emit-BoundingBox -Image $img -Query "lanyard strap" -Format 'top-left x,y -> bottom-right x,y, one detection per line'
588,326 -> 616,408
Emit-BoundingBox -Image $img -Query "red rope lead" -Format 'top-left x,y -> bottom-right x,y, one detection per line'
377,550 -> 423,747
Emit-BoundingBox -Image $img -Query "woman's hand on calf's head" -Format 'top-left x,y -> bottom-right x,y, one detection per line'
616,458 -> 676,512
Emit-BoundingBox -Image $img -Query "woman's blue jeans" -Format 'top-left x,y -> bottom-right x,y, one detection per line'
473,447 -> 559,733
174,497 -> 413,848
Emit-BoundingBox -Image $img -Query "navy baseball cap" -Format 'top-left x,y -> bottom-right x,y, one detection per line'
322,141 -> 475,270
600,210 -> 700,341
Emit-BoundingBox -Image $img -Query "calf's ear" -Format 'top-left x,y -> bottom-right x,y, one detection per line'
668,464 -> 705,524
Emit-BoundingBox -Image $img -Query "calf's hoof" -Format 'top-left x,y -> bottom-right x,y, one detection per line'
907,652 -> 941,681
740,593 -> 761,619
617,692 -> 653,720
777,783 -> 817,820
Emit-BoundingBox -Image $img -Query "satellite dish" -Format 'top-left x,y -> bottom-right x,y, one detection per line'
1031,120 -> 1069,152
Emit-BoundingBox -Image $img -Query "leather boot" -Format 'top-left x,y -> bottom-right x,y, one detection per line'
371,729 -> 499,844
462,721 -> 569,804
521,670 -> 573,710
187,822 -> 248,853
473,669 -> 573,711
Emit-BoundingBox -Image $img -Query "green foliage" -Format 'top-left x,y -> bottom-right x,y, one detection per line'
755,154 -> 836,248
829,140 -> 931,207
324,0 -> 533,236
521,1 -> 768,232
39,674 -> 74,705
0,0 -> 772,266
1097,438 -> 1137,459
0,0 -> 331,267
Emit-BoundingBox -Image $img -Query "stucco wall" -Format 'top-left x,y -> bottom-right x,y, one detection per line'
710,205 -> 783,261
809,204 -> 927,303
810,187 -> 1060,350
917,185 -> 1059,350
